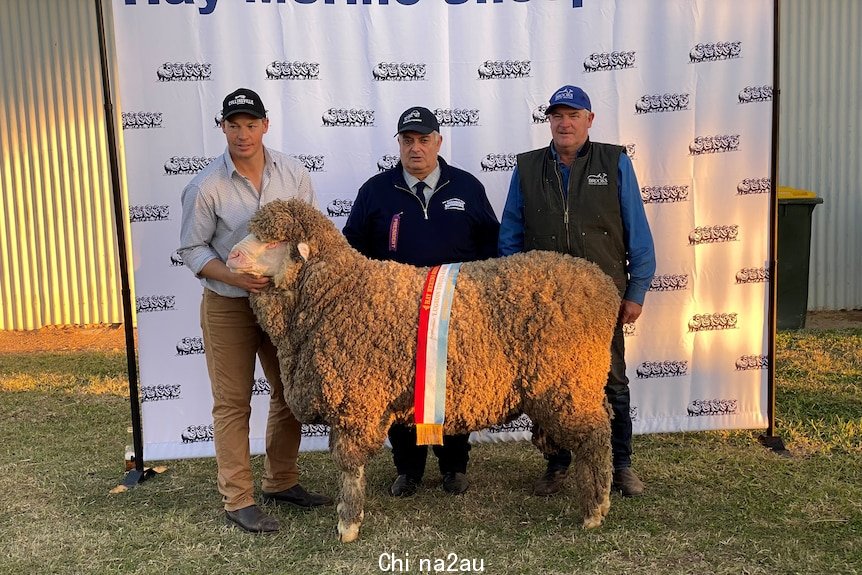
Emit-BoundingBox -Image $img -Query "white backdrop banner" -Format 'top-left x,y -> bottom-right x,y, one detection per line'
112,0 -> 775,461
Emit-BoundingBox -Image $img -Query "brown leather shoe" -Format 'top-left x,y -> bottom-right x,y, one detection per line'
388,474 -> 420,497
261,484 -> 333,508
441,472 -> 469,495
225,504 -> 280,533
532,468 -> 567,496
612,467 -> 645,497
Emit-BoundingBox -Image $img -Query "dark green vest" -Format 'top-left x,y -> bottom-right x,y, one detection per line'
517,140 -> 627,294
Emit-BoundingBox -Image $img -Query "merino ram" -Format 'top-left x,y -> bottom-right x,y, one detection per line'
227,198 -> 621,542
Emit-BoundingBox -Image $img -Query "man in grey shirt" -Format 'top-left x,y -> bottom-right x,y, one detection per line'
179,88 -> 331,534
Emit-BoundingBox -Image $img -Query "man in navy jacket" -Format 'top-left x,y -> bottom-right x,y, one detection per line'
343,106 -> 499,497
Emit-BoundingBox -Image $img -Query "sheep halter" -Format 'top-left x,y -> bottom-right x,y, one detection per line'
414,262 -> 462,446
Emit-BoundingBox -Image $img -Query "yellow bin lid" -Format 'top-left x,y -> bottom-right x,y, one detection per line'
777,186 -> 817,199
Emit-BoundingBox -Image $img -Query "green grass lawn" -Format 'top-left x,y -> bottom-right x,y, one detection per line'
0,329 -> 860,575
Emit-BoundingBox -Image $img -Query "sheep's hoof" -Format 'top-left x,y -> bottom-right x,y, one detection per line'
337,520 -> 360,543
582,513 -> 605,529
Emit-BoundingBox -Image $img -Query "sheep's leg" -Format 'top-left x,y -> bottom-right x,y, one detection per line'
568,417 -> 612,529
337,465 -> 365,543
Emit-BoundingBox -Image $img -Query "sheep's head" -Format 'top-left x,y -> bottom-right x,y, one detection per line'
227,233 -> 310,289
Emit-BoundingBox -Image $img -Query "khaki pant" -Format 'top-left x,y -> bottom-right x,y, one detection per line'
201,289 -> 301,511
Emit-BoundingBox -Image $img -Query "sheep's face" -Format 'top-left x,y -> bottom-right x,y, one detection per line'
227,233 -> 290,277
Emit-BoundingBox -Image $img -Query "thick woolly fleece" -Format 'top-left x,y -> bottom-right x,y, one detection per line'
241,198 -> 621,540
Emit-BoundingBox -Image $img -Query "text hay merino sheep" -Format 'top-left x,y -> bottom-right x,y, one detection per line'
227,198 -> 621,542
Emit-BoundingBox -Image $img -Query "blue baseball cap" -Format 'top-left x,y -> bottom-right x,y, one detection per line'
545,85 -> 592,114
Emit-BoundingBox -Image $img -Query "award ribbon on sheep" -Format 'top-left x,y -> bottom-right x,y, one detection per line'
415,262 -> 462,445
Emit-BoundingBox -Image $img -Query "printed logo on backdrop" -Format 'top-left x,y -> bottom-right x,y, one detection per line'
635,93 -> 690,114
635,360 -> 688,379
252,377 -> 271,396
636,361 -> 689,379
735,354 -> 769,371
322,108 -> 375,127
689,134 -> 740,155
156,62 -> 212,82
477,60 -> 531,79
435,108 -> 479,127
122,112 -> 163,129
302,424 -> 330,438
622,322 -> 637,337
629,406 -> 639,423
688,224 -> 739,245
170,250 -> 184,267
265,61 -> 320,80
480,154 -> 516,172
176,337 -> 204,355
737,177 -> 770,195
486,414 -> 532,434
164,156 -> 216,175
291,154 -> 325,172
377,154 -> 399,172
688,42 -> 742,63
687,399 -> 738,416
181,424 -> 214,443
136,295 -> 176,313
372,62 -> 426,81
141,384 -> 182,402
641,185 -> 689,204
738,85 -> 773,103
688,312 -> 738,332
531,104 -> 549,123
326,199 -> 353,217
584,51 -> 636,72
624,143 -> 636,159
736,267 -> 769,284
129,205 -> 170,222
649,274 -> 689,291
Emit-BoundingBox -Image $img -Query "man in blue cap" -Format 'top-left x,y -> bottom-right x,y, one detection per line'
498,85 -> 656,497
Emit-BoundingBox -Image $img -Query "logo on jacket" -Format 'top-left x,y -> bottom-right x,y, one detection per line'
587,172 -> 608,186
442,198 -> 466,211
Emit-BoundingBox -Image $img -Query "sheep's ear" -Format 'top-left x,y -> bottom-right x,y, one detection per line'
297,242 -> 310,262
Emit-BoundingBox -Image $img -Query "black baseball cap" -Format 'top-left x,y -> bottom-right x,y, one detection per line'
221,88 -> 267,121
395,106 -> 439,136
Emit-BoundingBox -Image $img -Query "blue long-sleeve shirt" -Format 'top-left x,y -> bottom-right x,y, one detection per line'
498,145 -> 656,305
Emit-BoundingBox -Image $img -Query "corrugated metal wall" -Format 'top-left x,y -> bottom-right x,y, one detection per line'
0,0 -> 125,330
0,1 -> 858,330
779,0 -> 862,310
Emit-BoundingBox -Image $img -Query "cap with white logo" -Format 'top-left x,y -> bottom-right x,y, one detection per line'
545,85 -> 592,114
395,106 -> 439,136
221,88 -> 267,121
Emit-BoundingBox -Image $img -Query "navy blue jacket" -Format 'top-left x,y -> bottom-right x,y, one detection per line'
343,157 -> 499,267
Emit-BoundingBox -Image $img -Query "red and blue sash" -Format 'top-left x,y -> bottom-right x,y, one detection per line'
414,263 -> 462,445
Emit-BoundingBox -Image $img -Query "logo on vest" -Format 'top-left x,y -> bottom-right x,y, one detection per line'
442,198 -> 466,211
587,172 -> 608,186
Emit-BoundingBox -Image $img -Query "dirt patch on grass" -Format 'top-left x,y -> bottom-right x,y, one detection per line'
0,324 -> 131,353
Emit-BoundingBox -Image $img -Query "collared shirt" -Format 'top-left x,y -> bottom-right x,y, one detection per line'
498,141 -> 655,305
403,163 -> 441,204
178,145 -> 316,297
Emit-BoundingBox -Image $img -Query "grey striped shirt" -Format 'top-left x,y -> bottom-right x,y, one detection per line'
178,146 -> 316,297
